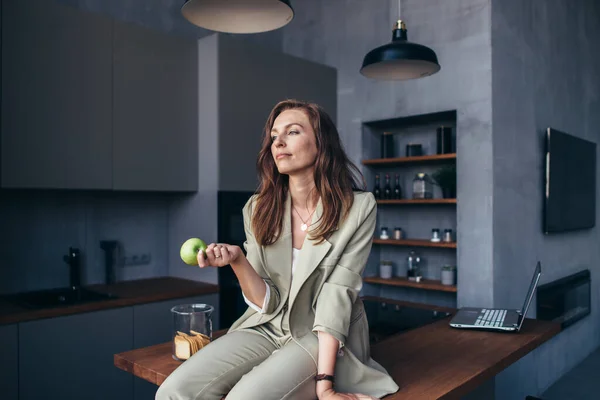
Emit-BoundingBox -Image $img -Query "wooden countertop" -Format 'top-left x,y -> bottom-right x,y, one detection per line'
0,277 -> 219,325
114,297 -> 561,399
371,317 -> 560,399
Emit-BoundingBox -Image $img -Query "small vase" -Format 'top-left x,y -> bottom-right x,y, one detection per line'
441,268 -> 456,286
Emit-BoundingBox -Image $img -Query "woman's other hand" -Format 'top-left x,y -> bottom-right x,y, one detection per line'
197,243 -> 242,268
318,388 -> 379,400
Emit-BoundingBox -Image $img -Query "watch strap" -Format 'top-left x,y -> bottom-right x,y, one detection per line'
315,374 -> 335,383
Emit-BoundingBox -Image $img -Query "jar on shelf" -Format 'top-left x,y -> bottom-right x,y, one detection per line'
443,229 -> 453,242
412,173 -> 433,199
441,265 -> 457,285
379,227 -> 390,239
379,260 -> 393,279
394,227 -> 403,240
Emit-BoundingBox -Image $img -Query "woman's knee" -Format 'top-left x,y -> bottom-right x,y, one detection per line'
225,340 -> 317,400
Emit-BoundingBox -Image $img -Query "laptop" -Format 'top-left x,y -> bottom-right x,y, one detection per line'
449,262 -> 542,332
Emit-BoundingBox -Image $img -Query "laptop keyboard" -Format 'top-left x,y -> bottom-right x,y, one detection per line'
475,309 -> 506,327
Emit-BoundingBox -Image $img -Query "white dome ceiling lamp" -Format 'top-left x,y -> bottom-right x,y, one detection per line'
181,0 -> 295,34
360,0 -> 440,80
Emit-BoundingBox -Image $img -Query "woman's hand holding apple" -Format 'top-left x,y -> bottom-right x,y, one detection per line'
180,238 -> 242,268
197,242 -> 243,268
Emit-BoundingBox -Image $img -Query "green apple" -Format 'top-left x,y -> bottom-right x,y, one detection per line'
180,238 -> 208,266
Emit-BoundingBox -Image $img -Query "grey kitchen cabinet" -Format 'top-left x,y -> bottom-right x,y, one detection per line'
0,324 -> 18,400
1,0 -> 199,192
132,294 -> 219,400
19,308 -> 134,400
1,0 -> 113,189
112,21 -> 198,192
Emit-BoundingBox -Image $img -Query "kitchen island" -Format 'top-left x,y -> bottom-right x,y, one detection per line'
114,297 -> 561,399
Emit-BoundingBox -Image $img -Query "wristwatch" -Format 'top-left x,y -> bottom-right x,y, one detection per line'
315,374 -> 335,383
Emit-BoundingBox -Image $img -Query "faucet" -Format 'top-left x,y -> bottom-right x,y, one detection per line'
63,247 -> 81,290
100,240 -> 121,285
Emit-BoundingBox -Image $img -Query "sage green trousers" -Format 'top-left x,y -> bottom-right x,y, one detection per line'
154,327 -> 318,400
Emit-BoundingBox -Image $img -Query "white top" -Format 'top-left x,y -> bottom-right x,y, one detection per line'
243,248 -> 300,313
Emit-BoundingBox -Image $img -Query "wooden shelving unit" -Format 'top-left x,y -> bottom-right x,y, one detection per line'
362,153 -> 456,166
363,276 -> 457,293
372,238 -> 457,249
377,199 -> 456,205
362,109 -> 458,298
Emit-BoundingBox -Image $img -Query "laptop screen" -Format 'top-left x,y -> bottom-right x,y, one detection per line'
520,262 -> 542,319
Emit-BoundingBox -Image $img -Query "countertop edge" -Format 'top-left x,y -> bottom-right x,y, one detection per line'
0,277 -> 220,325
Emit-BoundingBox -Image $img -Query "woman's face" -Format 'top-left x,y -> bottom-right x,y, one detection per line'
270,109 -> 318,176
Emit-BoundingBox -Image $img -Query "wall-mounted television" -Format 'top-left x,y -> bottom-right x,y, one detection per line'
544,127 -> 597,234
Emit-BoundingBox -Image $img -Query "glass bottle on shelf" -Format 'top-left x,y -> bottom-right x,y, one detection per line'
407,250 -> 422,282
372,174 -> 381,199
412,173 -> 433,199
393,173 -> 402,199
384,174 -> 392,199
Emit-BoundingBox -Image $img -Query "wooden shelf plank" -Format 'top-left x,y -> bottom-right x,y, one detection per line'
362,153 -> 456,166
377,198 -> 456,205
364,276 -> 457,293
372,238 -> 457,248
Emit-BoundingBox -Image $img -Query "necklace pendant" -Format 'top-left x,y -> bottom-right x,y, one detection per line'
301,223 -> 308,231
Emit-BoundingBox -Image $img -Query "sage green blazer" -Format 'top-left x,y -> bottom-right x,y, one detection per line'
228,191 -> 399,398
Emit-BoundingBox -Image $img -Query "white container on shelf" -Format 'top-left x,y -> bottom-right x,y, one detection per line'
441,266 -> 456,286
379,261 -> 393,279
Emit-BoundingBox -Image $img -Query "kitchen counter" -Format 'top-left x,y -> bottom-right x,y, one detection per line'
114,297 -> 560,399
0,277 -> 219,325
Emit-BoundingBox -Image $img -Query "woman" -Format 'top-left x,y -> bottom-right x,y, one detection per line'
156,100 -> 399,400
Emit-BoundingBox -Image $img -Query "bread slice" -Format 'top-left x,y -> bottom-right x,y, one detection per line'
174,335 -> 191,360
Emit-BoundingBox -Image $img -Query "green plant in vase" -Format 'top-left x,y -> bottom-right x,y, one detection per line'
432,165 -> 457,199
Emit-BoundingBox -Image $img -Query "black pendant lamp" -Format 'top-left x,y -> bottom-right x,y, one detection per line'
360,20 -> 440,80
181,0 -> 294,34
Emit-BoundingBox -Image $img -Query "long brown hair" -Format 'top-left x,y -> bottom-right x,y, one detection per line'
251,99 -> 366,246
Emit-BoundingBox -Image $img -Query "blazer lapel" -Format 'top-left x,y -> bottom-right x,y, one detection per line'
289,197 -> 331,307
264,191 -> 293,294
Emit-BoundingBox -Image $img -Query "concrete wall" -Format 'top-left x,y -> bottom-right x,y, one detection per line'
491,0 -> 600,397
281,0 -> 493,308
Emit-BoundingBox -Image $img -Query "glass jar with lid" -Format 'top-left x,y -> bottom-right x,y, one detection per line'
412,173 -> 433,199
171,304 -> 213,361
